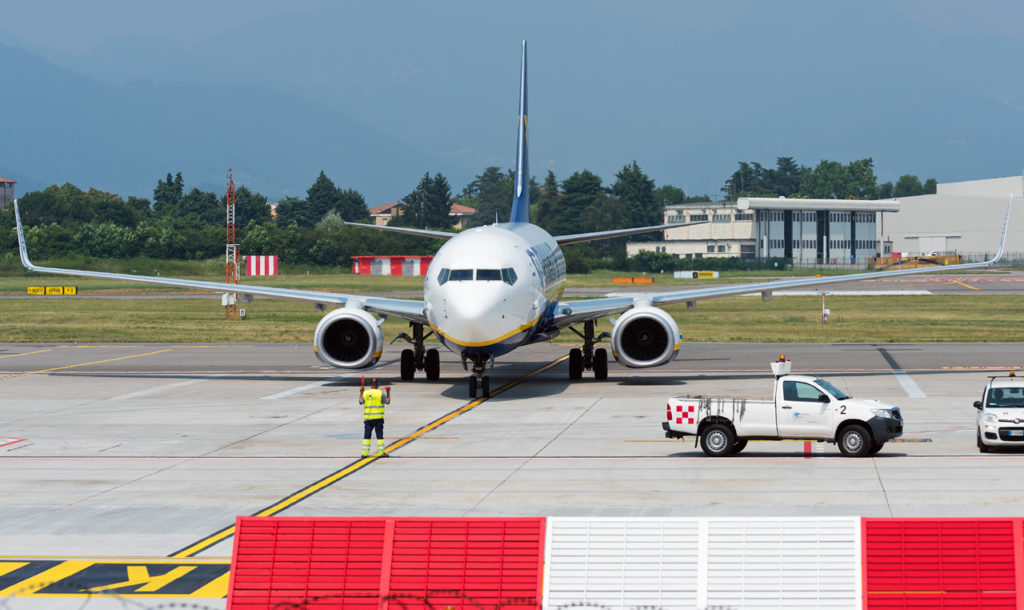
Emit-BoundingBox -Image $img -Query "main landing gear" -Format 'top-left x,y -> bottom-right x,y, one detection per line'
394,322 -> 440,381
464,353 -> 492,399
567,320 -> 610,381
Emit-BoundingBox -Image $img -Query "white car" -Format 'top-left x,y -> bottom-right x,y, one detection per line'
974,373 -> 1024,452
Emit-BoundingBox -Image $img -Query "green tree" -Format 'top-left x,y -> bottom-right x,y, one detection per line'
923,178 -> 937,194
532,170 -> 560,230
462,166 -> 513,228
402,173 -> 452,228
232,185 -> 272,226
178,187 -> 221,225
274,196 -> 316,227
611,161 -> 659,235
153,172 -> 184,215
878,182 -> 894,199
799,160 -> 850,198
336,188 -> 369,222
894,174 -> 924,197
549,170 -> 604,236
306,171 -> 339,221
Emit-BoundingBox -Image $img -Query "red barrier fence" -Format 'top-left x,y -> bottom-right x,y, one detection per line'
227,516 -> 545,609
863,518 -> 1024,609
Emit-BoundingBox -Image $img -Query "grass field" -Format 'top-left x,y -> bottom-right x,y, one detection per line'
1,291 -> 1019,344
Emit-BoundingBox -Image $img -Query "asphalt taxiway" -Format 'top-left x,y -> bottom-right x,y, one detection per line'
1,341 -> 1023,606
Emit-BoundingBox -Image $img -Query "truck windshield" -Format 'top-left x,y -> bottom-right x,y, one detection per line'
815,379 -> 850,400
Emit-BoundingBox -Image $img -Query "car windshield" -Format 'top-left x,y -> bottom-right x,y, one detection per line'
987,387 -> 1024,407
815,379 -> 850,400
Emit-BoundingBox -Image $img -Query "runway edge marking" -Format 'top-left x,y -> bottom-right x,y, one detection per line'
169,354 -> 570,558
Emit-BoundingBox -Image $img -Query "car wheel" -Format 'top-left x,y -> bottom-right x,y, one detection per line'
867,441 -> 884,456
730,439 -> 748,455
978,432 -> 991,453
700,423 -> 736,457
838,424 -> 871,457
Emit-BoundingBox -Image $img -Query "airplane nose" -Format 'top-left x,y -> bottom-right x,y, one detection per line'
444,288 -> 507,344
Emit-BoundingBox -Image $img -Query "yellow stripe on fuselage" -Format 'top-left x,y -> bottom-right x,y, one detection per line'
429,315 -> 540,348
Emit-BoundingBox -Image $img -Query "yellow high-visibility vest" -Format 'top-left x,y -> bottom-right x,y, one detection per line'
363,389 -> 385,420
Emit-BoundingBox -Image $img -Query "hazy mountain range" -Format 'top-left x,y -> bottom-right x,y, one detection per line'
2,0 -> 1023,206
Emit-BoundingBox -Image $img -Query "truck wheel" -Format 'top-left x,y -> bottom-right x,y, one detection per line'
730,439 -> 748,455
700,423 -> 736,457
868,442 -> 885,456
838,425 -> 871,457
978,432 -> 991,453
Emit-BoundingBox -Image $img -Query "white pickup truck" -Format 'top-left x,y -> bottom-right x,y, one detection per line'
974,372 -> 1024,452
663,358 -> 903,457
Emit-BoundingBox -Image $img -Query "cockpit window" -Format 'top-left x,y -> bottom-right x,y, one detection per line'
502,267 -> 518,286
477,269 -> 501,281
449,269 -> 473,281
437,268 -> 451,286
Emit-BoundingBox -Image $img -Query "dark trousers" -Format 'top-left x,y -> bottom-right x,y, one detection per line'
364,419 -> 384,440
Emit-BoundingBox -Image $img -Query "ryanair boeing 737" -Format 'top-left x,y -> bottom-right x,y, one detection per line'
14,42 -> 1012,398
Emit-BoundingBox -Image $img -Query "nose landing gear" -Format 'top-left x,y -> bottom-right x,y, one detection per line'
463,353 -> 493,399
394,322 -> 440,381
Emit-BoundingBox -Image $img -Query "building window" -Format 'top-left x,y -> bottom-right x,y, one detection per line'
691,214 -> 708,222
707,244 -> 715,253
735,213 -> 753,221
713,213 -> 730,223
717,245 -> 726,253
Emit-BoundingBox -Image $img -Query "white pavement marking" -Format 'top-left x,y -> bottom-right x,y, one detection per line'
893,370 -> 927,398
110,375 -> 226,400
260,374 -> 354,400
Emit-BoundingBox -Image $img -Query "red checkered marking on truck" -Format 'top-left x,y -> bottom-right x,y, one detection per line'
676,404 -> 696,425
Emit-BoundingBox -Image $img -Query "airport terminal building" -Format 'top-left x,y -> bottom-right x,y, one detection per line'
628,176 -> 1024,267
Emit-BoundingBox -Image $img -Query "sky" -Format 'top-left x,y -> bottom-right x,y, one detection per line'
2,0 -> 1024,205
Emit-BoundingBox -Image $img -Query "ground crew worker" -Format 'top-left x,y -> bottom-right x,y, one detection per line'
359,378 -> 390,457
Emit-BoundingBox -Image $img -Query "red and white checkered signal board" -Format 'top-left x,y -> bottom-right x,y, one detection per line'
245,255 -> 279,276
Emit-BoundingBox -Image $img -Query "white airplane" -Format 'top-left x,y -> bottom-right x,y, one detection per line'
14,42 -> 1013,399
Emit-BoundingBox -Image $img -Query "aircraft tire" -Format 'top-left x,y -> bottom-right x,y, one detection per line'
400,349 -> 415,381
593,348 -> 608,380
569,348 -> 583,380
425,349 -> 440,380
469,375 -> 477,398
482,376 -> 490,398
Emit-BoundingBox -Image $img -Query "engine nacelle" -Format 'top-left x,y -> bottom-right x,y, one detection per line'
610,306 -> 680,368
313,307 -> 383,369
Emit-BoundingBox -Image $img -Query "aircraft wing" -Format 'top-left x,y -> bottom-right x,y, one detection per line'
14,202 -> 427,324
550,195 -> 1013,328
553,220 -> 707,245
343,222 -> 457,240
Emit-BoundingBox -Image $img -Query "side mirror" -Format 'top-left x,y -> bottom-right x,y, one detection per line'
973,401 -> 983,410
818,393 -> 830,403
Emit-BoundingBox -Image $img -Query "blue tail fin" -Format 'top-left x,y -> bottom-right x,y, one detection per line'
509,41 -> 530,224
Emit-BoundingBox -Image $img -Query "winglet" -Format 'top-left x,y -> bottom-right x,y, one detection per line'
990,194 -> 1013,265
509,40 -> 530,224
13,200 -> 35,270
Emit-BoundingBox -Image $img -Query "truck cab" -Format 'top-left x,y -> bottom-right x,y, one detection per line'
974,372 -> 1024,452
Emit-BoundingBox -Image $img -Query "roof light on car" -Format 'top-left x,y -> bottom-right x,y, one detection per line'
1010,370 -> 1016,377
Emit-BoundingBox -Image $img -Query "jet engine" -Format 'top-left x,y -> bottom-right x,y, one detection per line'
313,308 -> 383,369
609,306 -> 680,368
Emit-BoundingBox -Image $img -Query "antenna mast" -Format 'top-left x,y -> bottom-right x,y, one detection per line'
225,168 -> 239,320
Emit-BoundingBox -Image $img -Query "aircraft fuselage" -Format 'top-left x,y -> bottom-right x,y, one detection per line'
424,222 -> 566,359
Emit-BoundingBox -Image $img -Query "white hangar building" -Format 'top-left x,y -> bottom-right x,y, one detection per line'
884,176 -> 1023,263
627,176 -> 1024,267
